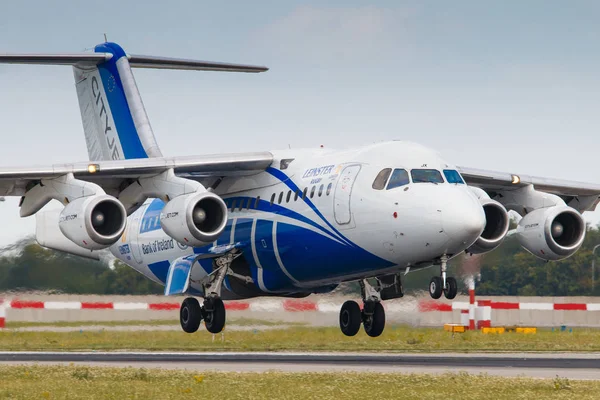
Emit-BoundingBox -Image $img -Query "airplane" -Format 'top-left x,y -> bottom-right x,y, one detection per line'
1,41 -> 599,337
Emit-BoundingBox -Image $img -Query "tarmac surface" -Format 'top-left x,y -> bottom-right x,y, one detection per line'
1,351 -> 599,379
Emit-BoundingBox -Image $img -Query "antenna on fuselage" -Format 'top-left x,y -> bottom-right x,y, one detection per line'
103,33 -> 108,42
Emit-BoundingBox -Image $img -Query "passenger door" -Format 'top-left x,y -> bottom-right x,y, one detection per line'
334,164 -> 361,225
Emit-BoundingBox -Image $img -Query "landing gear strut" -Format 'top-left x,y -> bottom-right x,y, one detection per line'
338,278 -> 387,338
179,253 -> 235,334
429,255 -> 458,300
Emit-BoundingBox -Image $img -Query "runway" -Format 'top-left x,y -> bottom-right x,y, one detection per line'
1,352 -> 599,379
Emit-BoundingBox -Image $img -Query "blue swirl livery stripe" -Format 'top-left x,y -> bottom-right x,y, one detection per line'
224,196 -> 347,246
265,167 -> 356,247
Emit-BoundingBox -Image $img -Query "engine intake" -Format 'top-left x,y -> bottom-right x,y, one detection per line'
59,194 -> 127,250
467,199 -> 510,254
160,191 -> 227,247
516,206 -> 585,261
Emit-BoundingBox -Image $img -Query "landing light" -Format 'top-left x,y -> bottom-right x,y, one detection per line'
511,175 -> 521,185
88,164 -> 100,174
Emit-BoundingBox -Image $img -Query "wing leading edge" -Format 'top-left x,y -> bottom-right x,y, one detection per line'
458,166 -> 600,213
0,152 -> 274,197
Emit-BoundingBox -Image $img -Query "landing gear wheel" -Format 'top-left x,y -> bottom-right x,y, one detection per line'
363,302 -> 385,338
203,297 -> 226,334
444,277 -> 458,300
429,276 -> 443,299
339,301 -> 362,337
180,297 -> 202,333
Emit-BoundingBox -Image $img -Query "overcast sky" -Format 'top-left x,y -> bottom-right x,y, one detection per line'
0,1 -> 600,245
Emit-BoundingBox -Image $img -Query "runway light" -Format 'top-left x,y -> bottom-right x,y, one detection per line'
88,164 -> 100,174
511,175 -> 521,184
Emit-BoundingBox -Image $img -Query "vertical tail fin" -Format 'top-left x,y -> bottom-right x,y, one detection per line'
0,43 -> 268,161
73,42 -> 162,161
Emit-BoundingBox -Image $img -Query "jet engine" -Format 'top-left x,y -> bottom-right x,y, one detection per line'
467,199 -> 510,254
160,191 -> 228,247
59,194 -> 127,250
516,205 -> 585,261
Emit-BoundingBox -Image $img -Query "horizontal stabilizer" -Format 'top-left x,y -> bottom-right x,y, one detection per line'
0,52 -> 268,72
128,54 -> 268,72
0,53 -> 110,65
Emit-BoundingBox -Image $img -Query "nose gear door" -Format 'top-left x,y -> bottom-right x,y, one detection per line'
334,164 -> 361,225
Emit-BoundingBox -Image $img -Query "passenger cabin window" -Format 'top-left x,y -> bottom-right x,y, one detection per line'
255,196 -> 260,208
286,190 -> 291,203
386,169 -> 410,190
302,187 -> 307,199
270,194 -> 275,206
278,192 -> 283,204
326,183 -> 333,196
372,168 -> 392,190
318,184 -> 324,197
443,169 -> 465,184
310,186 -> 316,198
411,169 -> 444,184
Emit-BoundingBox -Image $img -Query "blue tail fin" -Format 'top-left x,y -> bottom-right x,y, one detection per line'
73,42 -> 162,161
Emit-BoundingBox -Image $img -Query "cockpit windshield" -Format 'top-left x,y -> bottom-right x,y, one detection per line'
411,169 -> 444,184
386,169 -> 410,190
443,169 -> 465,184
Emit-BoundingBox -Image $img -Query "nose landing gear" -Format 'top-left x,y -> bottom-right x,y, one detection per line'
428,255 -> 458,300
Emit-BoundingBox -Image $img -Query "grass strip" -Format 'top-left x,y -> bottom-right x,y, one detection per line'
0,366 -> 593,400
1,326 -> 600,352
6,318 -> 303,329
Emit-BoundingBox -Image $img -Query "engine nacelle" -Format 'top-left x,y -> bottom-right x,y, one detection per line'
59,194 -> 127,250
516,206 -> 586,261
467,199 -> 510,254
160,191 -> 228,247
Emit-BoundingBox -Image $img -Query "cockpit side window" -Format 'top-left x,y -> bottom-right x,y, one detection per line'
386,169 -> 410,190
372,168 -> 392,190
411,169 -> 444,184
443,169 -> 465,184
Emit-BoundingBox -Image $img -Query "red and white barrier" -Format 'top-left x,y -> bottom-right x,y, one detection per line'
6,298 -> 600,313
0,300 -> 5,329
468,276 -> 476,330
3,299 -> 328,312
418,300 -> 600,312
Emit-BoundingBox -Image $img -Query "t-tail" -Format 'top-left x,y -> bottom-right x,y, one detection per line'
0,42 -> 268,161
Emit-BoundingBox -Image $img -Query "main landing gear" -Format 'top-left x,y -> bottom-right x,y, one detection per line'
339,275 -> 403,338
179,254 -> 234,334
179,296 -> 226,334
428,255 -> 458,300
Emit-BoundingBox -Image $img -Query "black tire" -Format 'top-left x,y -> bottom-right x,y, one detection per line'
444,277 -> 458,300
204,297 -> 226,334
363,302 -> 385,338
429,276 -> 443,299
180,297 -> 202,334
339,300 -> 362,336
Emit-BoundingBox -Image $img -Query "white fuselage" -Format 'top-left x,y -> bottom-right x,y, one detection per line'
110,141 -> 486,298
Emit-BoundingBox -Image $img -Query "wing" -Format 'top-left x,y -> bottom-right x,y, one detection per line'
0,152 -> 273,197
458,166 -> 600,213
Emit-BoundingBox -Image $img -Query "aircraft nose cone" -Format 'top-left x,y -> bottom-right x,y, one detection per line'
441,189 -> 486,252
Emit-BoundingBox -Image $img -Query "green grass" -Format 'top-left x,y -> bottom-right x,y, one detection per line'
1,325 -> 600,352
6,318 -> 304,329
0,366 -> 594,399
